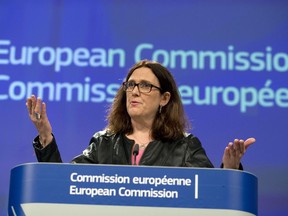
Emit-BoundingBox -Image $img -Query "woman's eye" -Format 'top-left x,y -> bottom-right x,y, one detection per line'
128,82 -> 135,87
140,83 -> 150,88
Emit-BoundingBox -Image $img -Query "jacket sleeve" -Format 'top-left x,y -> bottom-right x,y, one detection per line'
33,134 -> 62,162
71,136 -> 99,164
33,134 -> 98,164
71,131 -> 119,164
184,135 -> 214,168
185,134 -> 244,170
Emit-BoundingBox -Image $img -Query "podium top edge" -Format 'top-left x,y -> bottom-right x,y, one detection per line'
11,162 -> 258,178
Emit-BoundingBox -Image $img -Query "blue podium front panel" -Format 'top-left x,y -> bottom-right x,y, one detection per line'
8,163 -> 257,216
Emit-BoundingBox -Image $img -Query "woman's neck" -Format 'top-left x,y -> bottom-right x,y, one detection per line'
127,127 -> 153,149
128,118 -> 154,148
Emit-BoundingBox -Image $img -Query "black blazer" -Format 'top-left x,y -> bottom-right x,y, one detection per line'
33,130 -> 214,168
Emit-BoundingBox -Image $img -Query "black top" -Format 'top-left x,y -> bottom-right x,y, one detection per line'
33,130 -> 214,168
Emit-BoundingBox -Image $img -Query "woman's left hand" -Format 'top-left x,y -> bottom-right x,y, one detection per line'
222,138 -> 256,169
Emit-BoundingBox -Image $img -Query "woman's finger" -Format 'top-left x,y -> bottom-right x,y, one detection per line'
34,97 -> 42,120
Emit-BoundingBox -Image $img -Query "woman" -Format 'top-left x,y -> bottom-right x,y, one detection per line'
26,60 -> 255,168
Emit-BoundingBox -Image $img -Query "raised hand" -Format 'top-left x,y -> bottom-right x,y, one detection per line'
222,138 -> 256,169
26,95 -> 53,147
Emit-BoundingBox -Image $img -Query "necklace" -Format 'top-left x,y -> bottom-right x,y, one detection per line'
127,134 -> 152,149
133,139 -> 150,149
138,143 -> 148,149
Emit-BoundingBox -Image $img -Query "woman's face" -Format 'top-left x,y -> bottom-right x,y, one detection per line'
126,67 -> 168,123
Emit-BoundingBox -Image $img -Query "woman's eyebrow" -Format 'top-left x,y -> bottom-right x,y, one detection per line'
128,79 -> 150,83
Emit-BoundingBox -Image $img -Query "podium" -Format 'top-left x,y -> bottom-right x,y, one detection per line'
8,163 -> 257,216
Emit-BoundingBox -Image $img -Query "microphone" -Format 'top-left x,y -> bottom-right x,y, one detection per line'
133,144 -> 139,165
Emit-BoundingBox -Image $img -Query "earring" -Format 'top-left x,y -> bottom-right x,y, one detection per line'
159,105 -> 162,114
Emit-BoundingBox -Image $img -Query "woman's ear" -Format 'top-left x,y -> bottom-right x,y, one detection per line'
160,92 -> 171,107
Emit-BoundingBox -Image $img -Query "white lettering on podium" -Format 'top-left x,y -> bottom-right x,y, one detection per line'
70,172 -> 130,184
132,175 -> 192,187
195,174 -> 198,199
118,187 -> 178,198
70,185 -> 116,197
68,172 -> 200,200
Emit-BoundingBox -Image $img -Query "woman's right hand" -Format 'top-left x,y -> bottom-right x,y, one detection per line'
26,95 -> 53,147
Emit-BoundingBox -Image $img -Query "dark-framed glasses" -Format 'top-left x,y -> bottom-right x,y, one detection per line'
122,81 -> 162,93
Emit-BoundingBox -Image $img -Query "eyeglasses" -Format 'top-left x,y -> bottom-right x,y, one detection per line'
122,81 -> 162,93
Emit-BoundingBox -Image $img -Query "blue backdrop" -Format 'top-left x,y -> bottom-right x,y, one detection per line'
1,1 -> 287,215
